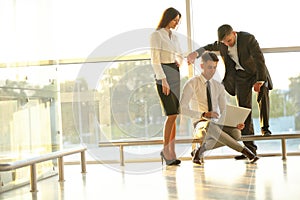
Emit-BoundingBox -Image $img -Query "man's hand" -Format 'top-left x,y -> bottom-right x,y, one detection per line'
203,111 -> 219,118
187,51 -> 198,65
253,82 -> 263,92
236,123 -> 245,130
175,60 -> 180,67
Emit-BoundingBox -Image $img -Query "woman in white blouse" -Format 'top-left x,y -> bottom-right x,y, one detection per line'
150,7 -> 183,165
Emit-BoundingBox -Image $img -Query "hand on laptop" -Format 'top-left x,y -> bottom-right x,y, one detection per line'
204,111 -> 219,119
236,123 -> 245,130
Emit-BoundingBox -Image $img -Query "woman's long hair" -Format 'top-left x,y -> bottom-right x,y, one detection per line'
156,7 -> 181,30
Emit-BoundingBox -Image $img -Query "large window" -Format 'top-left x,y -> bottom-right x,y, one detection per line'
0,0 -> 187,61
190,0 -> 300,48
0,0 -> 190,188
190,0 -> 300,156
0,0 -> 300,178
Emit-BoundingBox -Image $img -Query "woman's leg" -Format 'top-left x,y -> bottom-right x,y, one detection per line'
169,119 -> 177,159
163,114 -> 177,160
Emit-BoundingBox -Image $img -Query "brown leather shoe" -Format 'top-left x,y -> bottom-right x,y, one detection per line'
241,147 -> 259,164
192,147 -> 204,165
193,158 -> 202,165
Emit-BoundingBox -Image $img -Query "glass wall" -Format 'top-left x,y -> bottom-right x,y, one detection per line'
0,0 -> 188,190
0,65 -> 61,191
190,0 -> 300,47
1,0 -> 300,190
190,0 -> 300,155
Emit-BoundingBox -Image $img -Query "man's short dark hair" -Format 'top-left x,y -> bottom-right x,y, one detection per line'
218,24 -> 233,41
201,51 -> 219,62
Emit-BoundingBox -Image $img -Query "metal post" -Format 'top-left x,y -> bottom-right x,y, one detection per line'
58,157 -> 64,182
81,151 -> 87,173
185,0 -> 194,78
30,164 -> 38,192
281,138 -> 287,160
120,145 -> 124,166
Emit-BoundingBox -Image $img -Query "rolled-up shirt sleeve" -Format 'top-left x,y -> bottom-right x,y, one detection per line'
180,79 -> 204,119
218,83 -> 227,114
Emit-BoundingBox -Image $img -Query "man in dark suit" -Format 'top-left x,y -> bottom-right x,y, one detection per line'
187,24 -> 273,159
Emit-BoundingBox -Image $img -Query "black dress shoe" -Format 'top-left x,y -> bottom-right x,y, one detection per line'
234,154 -> 247,160
193,158 -> 202,165
192,150 -> 201,165
191,149 -> 196,157
261,129 -> 272,136
235,147 -> 257,160
192,147 -> 205,165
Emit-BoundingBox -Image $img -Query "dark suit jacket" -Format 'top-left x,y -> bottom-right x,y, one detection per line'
196,31 -> 273,96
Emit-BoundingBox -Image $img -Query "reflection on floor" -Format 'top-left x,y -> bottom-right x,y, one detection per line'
1,156 -> 300,200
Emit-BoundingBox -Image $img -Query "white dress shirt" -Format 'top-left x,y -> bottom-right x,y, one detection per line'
227,34 -> 245,71
150,28 -> 183,80
180,74 -> 227,121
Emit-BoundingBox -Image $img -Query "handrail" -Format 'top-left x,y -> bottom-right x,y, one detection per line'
241,134 -> 300,141
0,146 -> 87,193
98,133 -> 300,146
99,138 -> 202,147
0,146 -> 86,171
1,46 -> 300,68
99,133 -> 300,165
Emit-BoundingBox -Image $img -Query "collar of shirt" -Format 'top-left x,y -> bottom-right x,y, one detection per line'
162,28 -> 172,37
159,28 -> 173,39
200,74 -> 209,84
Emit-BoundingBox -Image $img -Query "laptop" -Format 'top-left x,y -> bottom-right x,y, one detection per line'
214,104 -> 251,127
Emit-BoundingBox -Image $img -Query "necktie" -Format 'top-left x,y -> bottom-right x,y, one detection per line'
206,80 -> 212,111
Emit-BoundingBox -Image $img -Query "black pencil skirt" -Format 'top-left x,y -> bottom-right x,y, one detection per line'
155,63 -> 180,116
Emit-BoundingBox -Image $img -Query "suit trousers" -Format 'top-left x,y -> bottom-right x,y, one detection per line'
235,70 -> 270,153
194,121 -> 244,153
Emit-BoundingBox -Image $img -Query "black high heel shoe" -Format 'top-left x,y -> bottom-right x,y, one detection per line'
173,159 -> 181,165
160,151 -> 179,165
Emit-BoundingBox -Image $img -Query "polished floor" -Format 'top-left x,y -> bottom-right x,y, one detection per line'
1,156 -> 300,200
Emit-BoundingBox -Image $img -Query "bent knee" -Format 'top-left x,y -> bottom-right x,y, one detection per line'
232,129 -> 242,140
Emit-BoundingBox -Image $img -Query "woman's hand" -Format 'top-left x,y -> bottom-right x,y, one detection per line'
161,78 -> 170,95
236,123 -> 245,130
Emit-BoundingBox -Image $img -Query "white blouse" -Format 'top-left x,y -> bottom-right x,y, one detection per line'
150,28 -> 183,80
